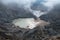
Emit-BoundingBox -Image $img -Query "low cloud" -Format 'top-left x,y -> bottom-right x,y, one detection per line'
1,0 -> 60,17
1,0 -> 36,8
43,0 -> 60,9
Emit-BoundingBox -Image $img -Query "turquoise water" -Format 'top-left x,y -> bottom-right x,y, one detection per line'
12,18 -> 50,29
12,18 -> 35,29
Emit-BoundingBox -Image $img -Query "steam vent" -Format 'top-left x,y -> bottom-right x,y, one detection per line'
0,0 -> 60,40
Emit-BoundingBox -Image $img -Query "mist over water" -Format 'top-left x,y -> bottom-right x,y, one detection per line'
0,0 -> 60,40
12,18 -> 36,29
12,18 -> 50,29
0,0 -> 60,29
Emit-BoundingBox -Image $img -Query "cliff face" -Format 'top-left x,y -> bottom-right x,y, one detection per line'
40,4 -> 60,33
0,4 -> 36,24
0,23 -> 60,40
0,3 -> 60,40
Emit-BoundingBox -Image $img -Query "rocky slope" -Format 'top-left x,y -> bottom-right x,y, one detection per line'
40,4 -> 60,33
0,3 -> 60,40
0,3 -> 36,24
0,23 -> 60,40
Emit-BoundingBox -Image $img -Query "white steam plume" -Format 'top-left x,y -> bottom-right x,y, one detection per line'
1,0 -> 60,17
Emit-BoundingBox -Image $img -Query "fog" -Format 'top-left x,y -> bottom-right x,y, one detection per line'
1,0 -> 60,17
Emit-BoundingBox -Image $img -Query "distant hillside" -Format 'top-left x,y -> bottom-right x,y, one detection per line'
40,4 -> 60,33
0,4 -> 36,24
